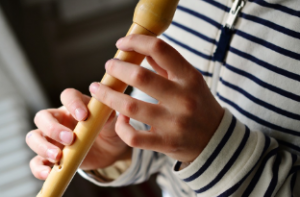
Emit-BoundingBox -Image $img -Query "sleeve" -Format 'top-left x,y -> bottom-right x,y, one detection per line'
78,148 -> 167,187
173,108 -> 300,197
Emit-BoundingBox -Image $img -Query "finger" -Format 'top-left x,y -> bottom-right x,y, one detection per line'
60,88 -> 90,121
34,110 -> 74,145
116,35 -> 190,79
100,111 -> 117,138
26,130 -> 62,163
146,56 -> 168,78
29,155 -> 52,180
45,135 -> 64,150
45,108 -> 77,130
90,83 -> 167,128
115,114 -> 162,151
105,59 -> 177,101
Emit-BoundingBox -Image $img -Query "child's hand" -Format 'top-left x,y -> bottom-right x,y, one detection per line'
26,89 -> 131,180
89,35 -> 225,164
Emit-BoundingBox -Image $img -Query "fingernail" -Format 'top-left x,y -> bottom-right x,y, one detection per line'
116,38 -> 123,46
40,170 -> 50,179
89,83 -> 100,94
75,108 -> 87,121
47,149 -> 59,162
27,133 -> 32,139
59,131 -> 74,145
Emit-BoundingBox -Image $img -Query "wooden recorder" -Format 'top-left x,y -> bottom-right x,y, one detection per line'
37,0 -> 179,196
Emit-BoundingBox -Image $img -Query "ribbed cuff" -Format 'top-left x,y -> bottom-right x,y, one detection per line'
78,118 -> 149,187
78,148 -> 142,187
173,108 -> 263,196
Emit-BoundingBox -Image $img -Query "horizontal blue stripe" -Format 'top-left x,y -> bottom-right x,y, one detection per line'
201,0 -> 230,12
195,67 -> 213,77
171,21 -> 217,44
178,4 -> 300,61
225,64 -> 300,102
195,126 -> 250,193
144,123 -> 151,130
217,93 -> 300,137
240,13 -> 300,40
277,140 -> 300,153
184,116 -> 236,182
202,0 -> 300,40
162,33 -> 212,60
169,21 -> 216,77
202,0 -> 300,39
242,148 -> 279,197
264,154 -> 281,197
229,47 -> 300,83
218,135 -> 271,197
235,30 -> 300,61
220,78 -> 300,120
176,5 -> 222,29
248,0 -> 300,18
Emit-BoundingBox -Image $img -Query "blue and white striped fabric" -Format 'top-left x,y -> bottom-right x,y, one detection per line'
79,0 -> 300,196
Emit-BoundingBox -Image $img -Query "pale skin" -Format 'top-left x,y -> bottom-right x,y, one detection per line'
26,34 -> 224,180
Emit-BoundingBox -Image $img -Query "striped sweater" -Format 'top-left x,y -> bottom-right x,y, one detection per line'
79,0 -> 300,196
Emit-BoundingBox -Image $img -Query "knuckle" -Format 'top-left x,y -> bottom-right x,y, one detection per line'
126,133 -> 139,147
47,123 -> 57,138
190,71 -> 204,85
127,34 -> 135,44
98,87 -> 109,104
131,68 -> 150,85
123,100 -> 138,115
151,39 -> 167,54
172,116 -> 189,130
181,95 -> 198,115
67,98 -> 83,112
167,140 -> 180,153
37,143 -> 47,157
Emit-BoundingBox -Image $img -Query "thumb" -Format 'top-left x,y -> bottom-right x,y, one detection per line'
115,114 -> 162,151
100,111 -> 117,138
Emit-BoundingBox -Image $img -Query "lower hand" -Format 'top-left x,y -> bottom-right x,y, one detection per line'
26,89 -> 131,180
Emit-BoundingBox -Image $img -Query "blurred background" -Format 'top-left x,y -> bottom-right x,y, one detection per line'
0,0 -> 161,196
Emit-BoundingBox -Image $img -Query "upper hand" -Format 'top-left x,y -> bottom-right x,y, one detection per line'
89,35 -> 224,163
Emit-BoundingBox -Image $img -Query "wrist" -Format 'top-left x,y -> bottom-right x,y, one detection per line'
118,146 -> 133,161
179,161 -> 192,170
